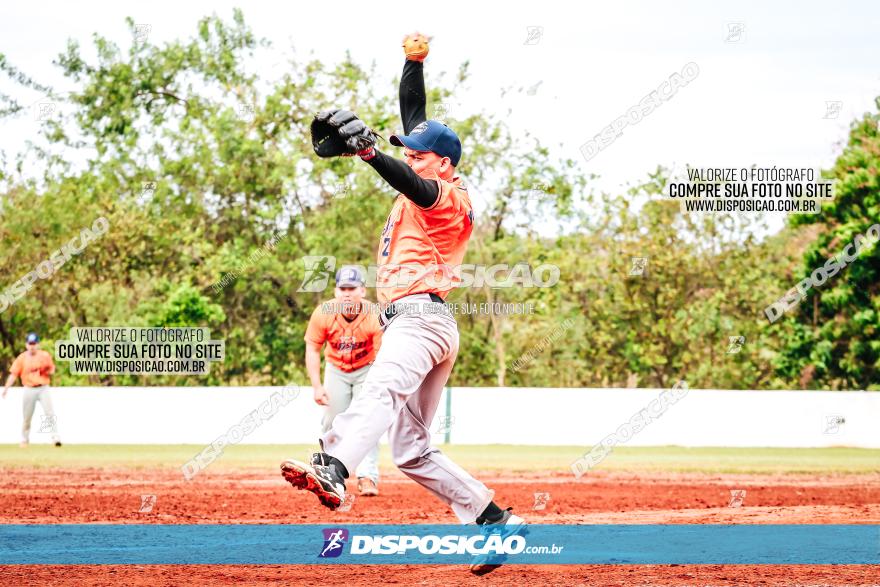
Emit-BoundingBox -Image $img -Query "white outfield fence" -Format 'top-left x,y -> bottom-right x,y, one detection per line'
0,386 -> 877,448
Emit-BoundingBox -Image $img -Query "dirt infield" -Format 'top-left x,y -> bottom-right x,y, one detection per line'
2,467 -> 878,585
5,564 -> 879,586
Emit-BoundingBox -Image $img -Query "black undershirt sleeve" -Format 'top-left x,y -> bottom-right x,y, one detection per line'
362,60 -> 436,207
363,149 -> 439,208
400,60 -> 427,134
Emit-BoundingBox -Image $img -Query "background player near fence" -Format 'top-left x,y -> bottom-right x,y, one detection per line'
2,332 -> 61,447
304,266 -> 383,496
282,32 -> 525,576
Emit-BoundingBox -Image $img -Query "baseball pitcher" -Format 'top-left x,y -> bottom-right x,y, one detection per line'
282,33 -> 525,576
305,266 -> 383,496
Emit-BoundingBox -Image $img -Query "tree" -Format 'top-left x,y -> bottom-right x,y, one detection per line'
773,100 -> 880,390
1,10 -> 869,391
0,11 -> 587,387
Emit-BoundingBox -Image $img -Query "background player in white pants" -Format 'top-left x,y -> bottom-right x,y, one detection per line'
282,33 -> 524,576
2,332 -> 62,447
304,266 -> 383,496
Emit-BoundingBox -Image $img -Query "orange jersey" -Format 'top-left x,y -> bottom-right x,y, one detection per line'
376,170 -> 474,304
10,350 -> 55,387
305,300 -> 383,372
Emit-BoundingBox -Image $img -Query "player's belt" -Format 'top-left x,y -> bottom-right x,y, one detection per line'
380,293 -> 446,327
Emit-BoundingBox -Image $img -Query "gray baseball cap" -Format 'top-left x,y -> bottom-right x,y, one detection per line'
26,332 -> 39,344
335,266 -> 364,287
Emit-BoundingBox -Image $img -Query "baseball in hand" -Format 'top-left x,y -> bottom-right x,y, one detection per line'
402,32 -> 430,62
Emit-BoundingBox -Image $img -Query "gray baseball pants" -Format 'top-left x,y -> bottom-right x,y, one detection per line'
322,362 -> 380,482
321,294 -> 494,523
22,385 -> 60,444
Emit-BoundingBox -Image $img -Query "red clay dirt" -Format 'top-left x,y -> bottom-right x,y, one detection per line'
2,467 -> 878,585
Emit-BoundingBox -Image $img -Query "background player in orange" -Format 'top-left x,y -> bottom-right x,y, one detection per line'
304,266 -> 383,496
283,33 -> 525,576
2,332 -> 62,447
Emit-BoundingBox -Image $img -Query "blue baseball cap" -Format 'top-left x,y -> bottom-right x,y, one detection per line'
335,266 -> 364,287
26,332 -> 39,344
390,120 -> 462,167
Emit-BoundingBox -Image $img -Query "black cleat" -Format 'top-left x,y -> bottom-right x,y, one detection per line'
281,457 -> 346,510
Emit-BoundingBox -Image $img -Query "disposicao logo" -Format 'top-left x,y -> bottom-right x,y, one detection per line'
319,528 -> 349,558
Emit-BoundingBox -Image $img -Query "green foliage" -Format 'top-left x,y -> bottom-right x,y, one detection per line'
0,11 -> 873,391
774,101 -> 880,389
137,282 -> 226,327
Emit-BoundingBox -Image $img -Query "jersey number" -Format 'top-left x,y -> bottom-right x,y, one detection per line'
382,237 -> 391,257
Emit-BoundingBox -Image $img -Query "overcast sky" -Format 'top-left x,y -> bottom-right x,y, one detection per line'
2,1 -> 877,234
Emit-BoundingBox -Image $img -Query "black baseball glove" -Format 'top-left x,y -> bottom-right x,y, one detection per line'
310,109 -> 380,157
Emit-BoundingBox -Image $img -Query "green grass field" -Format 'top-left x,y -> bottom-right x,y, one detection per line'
1,444 -> 877,475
